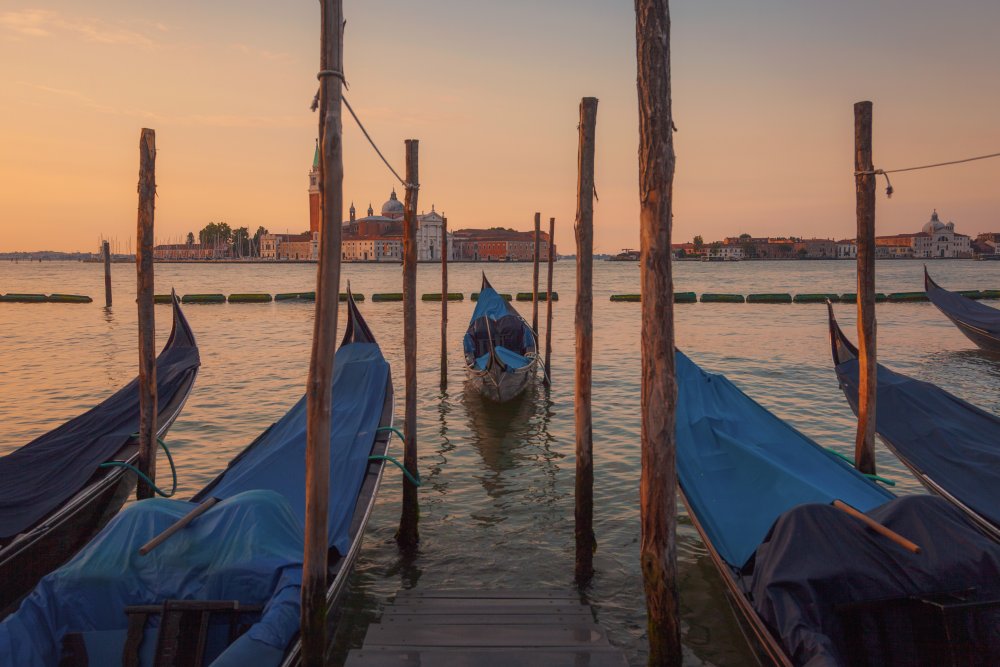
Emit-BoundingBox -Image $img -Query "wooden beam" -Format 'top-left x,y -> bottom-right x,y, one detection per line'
533,212 -> 541,336
301,0 -> 345,662
441,215 -> 448,390
135,128 -> 157,501
398,139 -> 420,550
574,98 -> 598,584
139,498 -> 218,556
544,217 -> 555,386
854,101 -> 877,476
103,240 -> 112,307
635,0 -> 682,664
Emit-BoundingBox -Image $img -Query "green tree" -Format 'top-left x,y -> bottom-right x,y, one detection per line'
252,226 -> 269,257
738,233 -> 752,241
186,232 -> 195,245
232,226 -> 250,257
693,235 -> 704,251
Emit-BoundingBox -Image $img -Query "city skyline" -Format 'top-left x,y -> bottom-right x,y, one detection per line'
2,1 -> 999,253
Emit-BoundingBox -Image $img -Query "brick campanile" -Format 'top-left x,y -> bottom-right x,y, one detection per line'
308,140 -> 320,235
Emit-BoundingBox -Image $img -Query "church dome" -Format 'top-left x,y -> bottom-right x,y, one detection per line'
922,209 -> 950,234
381,189 -> 404,218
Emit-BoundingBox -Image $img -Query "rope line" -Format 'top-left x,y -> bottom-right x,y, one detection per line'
343,95 -> 413,189
99,435 -> 178,498
856,151 -> 1000,198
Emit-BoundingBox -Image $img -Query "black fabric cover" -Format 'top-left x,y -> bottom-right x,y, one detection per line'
0,308 -> 199,540
466,315 -> 532,359
750,495 -> 1000,666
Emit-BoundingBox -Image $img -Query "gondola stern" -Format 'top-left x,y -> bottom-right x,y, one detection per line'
165,288 -> 198,352
827,304 -> 859,366
342,282 -> 376,346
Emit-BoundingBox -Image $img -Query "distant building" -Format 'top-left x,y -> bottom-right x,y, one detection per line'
707,244 -> 744,260
835,240 -> 856,259
260,232 -> 315,260
793,238 -> 837,259
874,210 -> 971,259
452,228 -> 553,261
153,243 -> 225,260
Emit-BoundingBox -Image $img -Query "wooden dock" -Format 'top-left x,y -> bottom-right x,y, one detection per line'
344,589 -> 629,666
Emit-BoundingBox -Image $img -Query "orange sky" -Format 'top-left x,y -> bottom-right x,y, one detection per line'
1,1 -> 999,253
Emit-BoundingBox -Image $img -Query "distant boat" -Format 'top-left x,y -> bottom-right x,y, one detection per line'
0,293 -> 200,617
676,349 -> 1000,665
463,274 -> 539,402
0,290 -> 395,665
827,302 -> 1000,541
608,249 -> 640,261
925,267 -> 1000,353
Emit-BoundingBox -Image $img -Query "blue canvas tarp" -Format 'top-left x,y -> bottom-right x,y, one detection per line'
0,301 -> 200,540
675,351 -> 893,568
926,271 -> 1000,341
464,283 -> 535,371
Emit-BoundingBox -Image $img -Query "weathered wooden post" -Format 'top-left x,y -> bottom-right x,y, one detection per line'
854,101 -> 877,476
575,97 -> 598,584
440,215 -> 448,389
135,129 -> 158,501
636,1 -> 682,664
544,217 -> 555,385
398,139 -> 420,549
533,212 -> 541,336
103,240 -> 112,307
301,0 -> 345,662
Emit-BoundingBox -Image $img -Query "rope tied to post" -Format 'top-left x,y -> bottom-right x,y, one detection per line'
856,150 -> 1000,198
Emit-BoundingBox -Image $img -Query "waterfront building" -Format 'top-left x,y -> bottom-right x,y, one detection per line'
874,210 -> 971,259
707,244 -> 744,260
793,238 -> 837,259
452,228 -> 553,261
152,243 -> 228,260
260,232 -> 315,260
835,240 -> 857,259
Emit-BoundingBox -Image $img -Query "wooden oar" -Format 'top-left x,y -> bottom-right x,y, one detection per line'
833,499 -> 921,554
139,497 -> 219,556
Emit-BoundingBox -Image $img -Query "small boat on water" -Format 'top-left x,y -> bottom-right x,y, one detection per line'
0,293 -> 200,617
925,267 -> 1000,353
0,291 -> 395,666
676,349 -> 1000,665
827,303 -> 1000,541
463,274 -> 539,402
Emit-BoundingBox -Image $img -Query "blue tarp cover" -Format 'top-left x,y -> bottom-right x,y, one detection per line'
927,277 -> 1000,337
0,341 -> 389,667
835,356 -> 1000,532
675,351 -> 893,568
0,306 -> 199,540
464,285 -> 535,370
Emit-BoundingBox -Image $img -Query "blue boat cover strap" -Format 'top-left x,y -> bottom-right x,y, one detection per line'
675,351 -> 892,568
835,356 -> 1000,533
750,495 -> 1000,666
0,312 -> 199,540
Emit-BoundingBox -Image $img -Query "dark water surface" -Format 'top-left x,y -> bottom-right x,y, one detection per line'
3,259 -> 1000,665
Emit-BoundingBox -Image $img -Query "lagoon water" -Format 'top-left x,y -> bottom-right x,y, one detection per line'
3,258 -> 1000,665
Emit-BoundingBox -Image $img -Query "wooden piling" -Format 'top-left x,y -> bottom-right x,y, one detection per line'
135,129 -> 158,501
636,0 -> 682,663
533,212 -> 541,336
103,240 -> 112,307
398,139 -> 420,550
441,216 -> 448,389
854,101 -> 877,476
574,97 -> 598,584
544,217 -> 555,386
301,0 -> 345,662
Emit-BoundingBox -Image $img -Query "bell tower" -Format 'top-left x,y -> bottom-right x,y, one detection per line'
309,140 -> 320,235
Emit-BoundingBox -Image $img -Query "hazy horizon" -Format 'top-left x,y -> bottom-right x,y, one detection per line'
2,1 -> 999,253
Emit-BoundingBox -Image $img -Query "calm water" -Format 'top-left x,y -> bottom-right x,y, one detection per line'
3,259 -> 1000,665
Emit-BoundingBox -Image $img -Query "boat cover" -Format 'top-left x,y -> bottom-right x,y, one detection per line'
676,351 -> 893,568
750,495 -> 1000,666
0,341 -> 389,667
834,356 -> 1000,533
0,305 -> 200,540
926,273 -> 1000,339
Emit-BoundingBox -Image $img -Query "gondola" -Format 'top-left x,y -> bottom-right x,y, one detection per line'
827,303 -> 1000,542
0,289 -> 395,666
463,274 -> 539,402
925,267 -> 1000,353
0,292 -> 200,617
676,349 -> 1000,666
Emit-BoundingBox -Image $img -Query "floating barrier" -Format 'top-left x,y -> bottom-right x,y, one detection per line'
0,293 -> 48,303
515,292 -> 558,302
700,293 -> 745,303
372,293 -> 404,302
47,294 -> 92,304
840,293 -> 888,303
887,292 -> 929,303
471,292 -> 513,301
422,293 -> 464,301
153,294 -> 173,304
674,292 -> 697,303
793,293 -> 840,304
273,292 -> 363,302
747,293 -> 792,304
956,290 -> 982,299
227,293 -> 272,303
980,290 -> 1000,300
610,294 -> 640,302
181,294 -> 226,304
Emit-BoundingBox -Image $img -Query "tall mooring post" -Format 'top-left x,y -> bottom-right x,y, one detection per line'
301,0 -> 345,662
575,97 -> 598,584
636,0 -> 682,664
544,217 -> 555,386
103,240 -> 112,307
854,101 -> 877,476
135,129 -> 158,501
441,215 -> 448,389
398,139 -> 421,550
533,212 -> 541,336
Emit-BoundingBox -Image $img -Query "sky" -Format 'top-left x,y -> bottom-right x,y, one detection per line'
1,0 -> 999,253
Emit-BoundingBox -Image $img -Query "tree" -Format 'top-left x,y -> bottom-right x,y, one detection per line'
693,235 -> 704,251
738,233 -> 751,241
186,232 -> 195,245
232,226 -> 250,257
252,226 -> 269,257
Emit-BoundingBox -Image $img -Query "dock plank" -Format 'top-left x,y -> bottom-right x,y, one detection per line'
386,603 -> 588,616
393,589 -> 576,600
345,648 -> 629,667
379,613 -> 592,625
363,622 -> 608,648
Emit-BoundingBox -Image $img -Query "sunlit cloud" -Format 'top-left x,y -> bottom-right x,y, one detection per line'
0,9 -> 156,47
